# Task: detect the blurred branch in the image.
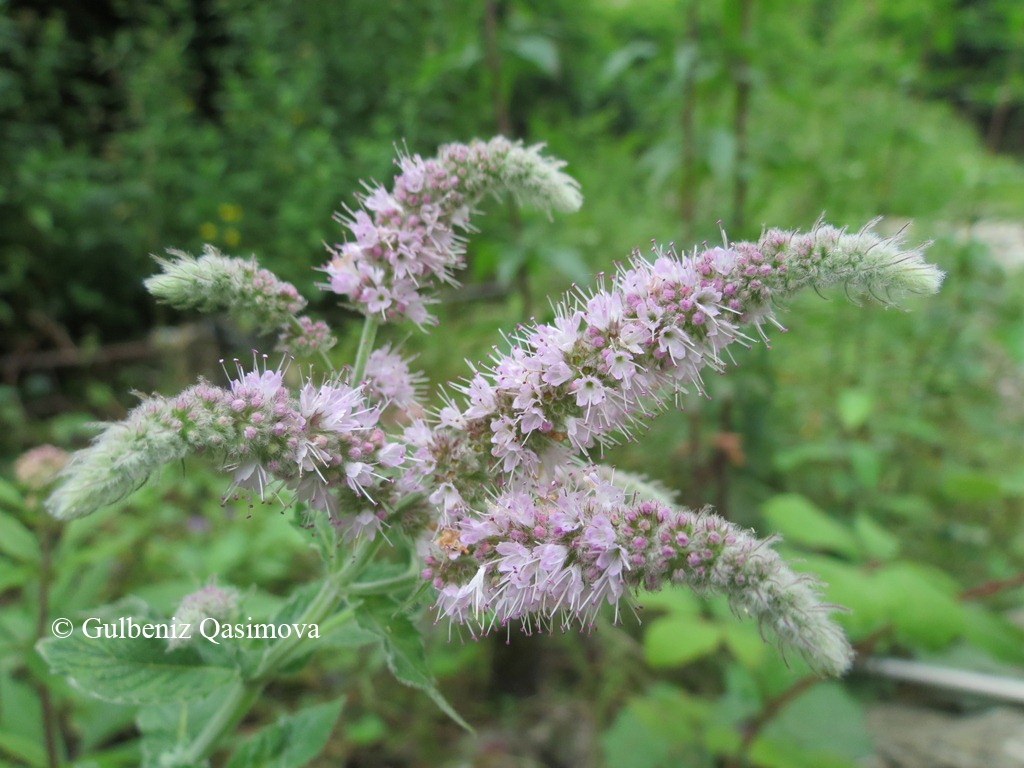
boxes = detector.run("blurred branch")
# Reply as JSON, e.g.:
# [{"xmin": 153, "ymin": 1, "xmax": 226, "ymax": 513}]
[
  {"xmin": 960, "ymin": 572, "xmax": 1024, "ymax": 601},
  {"xmin": 2, "ymin": 340, "xmax": 157, "ymax": 383}
]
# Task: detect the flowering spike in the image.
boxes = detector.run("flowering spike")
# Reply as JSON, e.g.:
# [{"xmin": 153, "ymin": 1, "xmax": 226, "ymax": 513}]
[
  {"xmin": 144, "ymin": 246, "xmax": 335, "ymax": 356},
  {"xmin": 46, "ymin": 359, "xmax": 408, "ymax": 527},
  {"xmin": 320, "ymin": 136, "xmax": 581, "ymax": 326},
  {"xmin": 417, "ymin": 220, "xmax": 942, "ymax": 505},
  {"xmin": 428, "ymin": 468, "xmax": 853, "ymax": 676}
]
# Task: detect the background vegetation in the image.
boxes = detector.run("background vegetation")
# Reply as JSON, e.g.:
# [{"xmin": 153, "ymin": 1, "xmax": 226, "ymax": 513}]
[{"xmin": 2, "ymin": 0, "xmax": 1023, "ymax": 766}]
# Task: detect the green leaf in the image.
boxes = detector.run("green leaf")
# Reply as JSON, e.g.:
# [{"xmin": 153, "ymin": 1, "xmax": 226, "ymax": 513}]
[
  {"xmin": 790, "ymin": 556, "xmax": 887, "ymax": 637},
  {"xmin": 873, "ymin": 562, "xmax": 965, "ymax": 648},
  {"xmin": 762, "ymin": 494, "xmax": 859, "ymax": 558},
  {"xmin": 0, "ymin": 675, "xmax": 44, "ymax": 749},
  {"xmin": 848, "ymin": 442, "xmax": 881, "ymax": 490},
  {"xmin": 0, "ymin": 560, "xmax": 29, "ymax": 592},
  {"xmin": 721, "ymin": 623, "xmax": 766, "ymax": 668},
  {"xmin": 508, "ymin": 34, "xmax": 559, "ymax": 77},
  {"xmin": 599, "ymin": 41, "xmax": 657, "ymax": 87},
  {"xmin": 137, "ymin": 686, "xmax": 235, "ymax": 764},
  {"xmin": 773, "ymin": 442, "xmax": 847, "ymax": 473},
  {"xmin": 636, "ymin": 586, "xmax": 701, "ymax": 616},
  {"xmin": 225, "ymin": 699, "xmax": 343, "ymax": 768},
  {"xmin": 643, "ymin": 617, "xmax": 722, "ymax": 668},
  {"xmin": 961, "ymin": 606, "xmax": 1024, "ymax": 665},
  {"xmin": 0, "ymin": 510, "xmax": 40, "ymax": 565},
  {"xmin": 356, "ymin": 598, "xmax": 471, "ymax": 731},
  {"xmin": 853, "ymin": 512, "xmax": 900, "ymax": 560},
  {"xmin": 0, "ymin": 728, "xmax": 47, "ymax": 767},
  {"xmin": 0, "ymin": 478, "xmax": 23, "ymax": 510},
  {"xmin": 941, "ymin": 469, "xmax": 1003, "ymax": 504},
  {"xmin": 346, "ymin": 713, "xmax": 387, "ymax": 746},
  {"xmin": 837, "ymin": 388, "xmax": 874, "ymax": 431},
  {"xmin": 38, "ymin": 630, "xmax": 238, "ymax": 705},
  {"xmin": 602, "ymin": 684, "xmax": 707, "ymax": 768},
  {"xmin": 753, "ymin": 682, "xmax": 870, "ymax": 767}
]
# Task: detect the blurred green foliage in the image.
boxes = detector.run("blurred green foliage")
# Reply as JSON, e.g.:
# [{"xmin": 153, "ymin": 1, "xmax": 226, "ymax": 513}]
[{"xmin": 3, "ymin": 0, "xmax": 1024, "ymax": 766}]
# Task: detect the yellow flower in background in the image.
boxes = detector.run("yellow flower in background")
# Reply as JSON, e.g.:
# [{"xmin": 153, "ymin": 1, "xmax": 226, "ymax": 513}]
[
  {"xmin": 199, "ymin": 221, "xmax": 218, "ymax": 240},
  {"xmin": 223, "ymin": 227, "xmax": 241, "ymax": 247},
  {"xmin": 218, "ymin": 203, "xmax": 243, "ymax": 222}
]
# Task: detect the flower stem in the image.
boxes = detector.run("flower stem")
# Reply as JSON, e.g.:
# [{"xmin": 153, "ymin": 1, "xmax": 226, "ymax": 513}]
[
  {"xmin": 173, "ymin": 536, "xmax": 381, "ymax": 765},
  {"xmin": 351, "ymin": 317, "xmax": 379, "ymax": 384}
]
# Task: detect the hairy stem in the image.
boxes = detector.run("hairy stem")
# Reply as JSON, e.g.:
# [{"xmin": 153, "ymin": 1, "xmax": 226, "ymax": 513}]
[{"xmin": 174, "ymin": 536, "xmax": 381, "ymax": 765}]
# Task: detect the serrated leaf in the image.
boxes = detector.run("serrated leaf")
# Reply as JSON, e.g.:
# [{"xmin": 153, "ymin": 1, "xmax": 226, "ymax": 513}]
[
  {"xmin": 225, "ymin": 699, "xmax": 343, "ymax": 768},
  {"xmin": 0, "ymin": 510, "xmax": 40, "ymax": 564},
  {"xmin": 762, "ymin": 494, "xmax": 859, "ymax": 558},
  {"xmin": 357, "ymin": 598, "xmax": 471, "ymax": 731},
  {"xmin": 837, "ymin": 389, "xmax": 874, "ymax": 431},
  {"xmin": 136, "ymin": 685, "xmax": 236, "ymax": 765},
  {"xmin": 643, "ymin": 616, "xmax": 722, "ymax": 668},
  {"xmin": 38, "ymin": 631, "xmax": 238, "ymax": 705}
]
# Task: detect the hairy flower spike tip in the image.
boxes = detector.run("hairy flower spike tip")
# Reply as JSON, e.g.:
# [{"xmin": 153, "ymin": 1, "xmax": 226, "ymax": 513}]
[
  {"xmin": 320, "ymin": 136, "xmax": 581, "ymax": 326},
  {"xmin": 45, "ymin": 400, "xmax": 189, "ymax": 520},
  {"xmin": 427, "ymin": 468, "xmax": 853, "ymax": 677},
  {"xmin": 168, "ymin": 584, "xmax": 240, "ymax": 650},
  {"xmin": 145, "ymin": 246, "xmax": 334, "ymax": 356}
]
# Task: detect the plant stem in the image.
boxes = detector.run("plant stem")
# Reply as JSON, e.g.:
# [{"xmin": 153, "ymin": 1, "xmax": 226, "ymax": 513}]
[
  {"xmin": 33, "ymin": 514, "xmax": 62, "ymax": 768},
  {"xmin": 174, "ymin": 536, "xmax": 381, "ymax": 765},
  {"xmin": 177, "ymin": 681, "xmax": 262, "ymax": 765},
  {"xmin": 351, "ymin": 317, "xmax": 379, "ymax": 384}
]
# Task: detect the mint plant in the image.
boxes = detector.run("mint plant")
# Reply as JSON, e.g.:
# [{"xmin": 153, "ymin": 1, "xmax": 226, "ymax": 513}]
[{"xmin": 39, "ymin": 136, "xmax": 942, "ymax": 766}]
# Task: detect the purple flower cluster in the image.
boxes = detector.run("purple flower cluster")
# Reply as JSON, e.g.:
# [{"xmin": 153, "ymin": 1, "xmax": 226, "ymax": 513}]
[
  {"xmin": 418, "ymin": 224, "xmax": 942, "ymax": 513},
  {"xmin": 321, "ymin": 137, "xmax": 581, "ymax": 326},
  {"xmin": 213, "ymin": 360, "xmax": 405, "ymax": 528},
  {"xmin": 363, "ymin": 345, "xmax": 427, "ymax": 410},
  {"xmin": 412, "ymin": 242, "xmax": 767, "ymax": 506},
  {"xmin": 277, "ymin": 316, "xmax": 336, "ymax": 357},
  {"xmin": 425, "ymin": 467, "xmax": 853, "ymax": 675},
  {"xmin": 46, "ymin": 357, "xmax": 407, "ymax": 535}
]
